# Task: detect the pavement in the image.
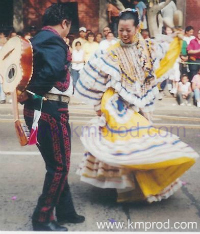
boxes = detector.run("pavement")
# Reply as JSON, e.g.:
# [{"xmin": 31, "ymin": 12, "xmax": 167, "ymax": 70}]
[{"xmin": 0, "ymin": 94, "xmax": 200, "ymax": 232}]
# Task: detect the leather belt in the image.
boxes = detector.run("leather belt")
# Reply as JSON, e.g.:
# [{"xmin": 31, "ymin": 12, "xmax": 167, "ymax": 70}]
[{"xmin": 44, "ymin": 93, "xmax": 70, "ymax": 103}]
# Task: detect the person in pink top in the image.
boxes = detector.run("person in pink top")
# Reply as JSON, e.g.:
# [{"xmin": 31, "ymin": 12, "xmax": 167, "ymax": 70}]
[
  {"xmin": 192, "ymin": 68, "xmax": 200, "ymax": 107},
  {"xmin": 187, "ymin": 29, "xmax": 200, "ymax": 81}
]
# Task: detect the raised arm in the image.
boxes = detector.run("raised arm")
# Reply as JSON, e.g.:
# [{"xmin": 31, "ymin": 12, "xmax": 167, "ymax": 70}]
[{"xmin": 157, "ymin": 0, "xmax": 172, "ymax": 12}]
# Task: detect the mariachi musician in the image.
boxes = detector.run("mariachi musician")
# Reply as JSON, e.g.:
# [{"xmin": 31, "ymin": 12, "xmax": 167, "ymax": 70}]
[{"xmin": 23, "ymin": 4, "xmax": 84, "ymax": 231}]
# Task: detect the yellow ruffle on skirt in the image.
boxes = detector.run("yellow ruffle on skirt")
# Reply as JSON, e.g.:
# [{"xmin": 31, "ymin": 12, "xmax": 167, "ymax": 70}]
[
  {"xmin": 156, "ymin": 37, "xmax": 182, "ymax": 90},
  {"xmin": 77, "ymin": 88, "xmax": 198, "ymax": 203}
]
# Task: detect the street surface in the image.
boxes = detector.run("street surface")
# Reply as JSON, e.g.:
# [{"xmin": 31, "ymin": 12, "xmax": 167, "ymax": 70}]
[{"xmin": 0, "ymin": 95, "xmax": 200, "ymax": 232}]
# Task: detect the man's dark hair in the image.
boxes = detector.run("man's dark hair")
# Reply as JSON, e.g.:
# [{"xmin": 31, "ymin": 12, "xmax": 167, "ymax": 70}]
[
  {"xmin": 119, "ymin": 11, "xmax": 140, "ymax": 27},
  {"xmin": 185, "ymin": 26, "xmax": 194, "ymax": 33},
  {"xmin": 42, "ymin": 3, "xmax": 72, "ymax": 27}
]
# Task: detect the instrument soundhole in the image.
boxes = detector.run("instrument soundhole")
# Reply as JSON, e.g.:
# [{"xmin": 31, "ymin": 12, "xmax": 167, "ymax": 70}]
[
  {"xmin": 9, "ymin": 68, "xmax": 15, "ymax": 79},
  {"xmin": 6, "ymin": 64, "xmax": 17, "ymax": 83}
]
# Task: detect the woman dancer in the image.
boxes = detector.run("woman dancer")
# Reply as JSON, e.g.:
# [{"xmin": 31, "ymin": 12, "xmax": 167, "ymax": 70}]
[{"xmin": 75, "ymin": 9, "xmax": 199, "ymax": 203}]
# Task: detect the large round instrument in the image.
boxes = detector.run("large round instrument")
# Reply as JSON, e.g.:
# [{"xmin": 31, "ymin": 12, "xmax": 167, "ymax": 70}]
[
  {"xmin": 0, "ymin": 36, "xmax": 33, "ymax": 146},
  {"xmin": 0, "ymin": 36, "xmax": 33, "ymax": 99}
]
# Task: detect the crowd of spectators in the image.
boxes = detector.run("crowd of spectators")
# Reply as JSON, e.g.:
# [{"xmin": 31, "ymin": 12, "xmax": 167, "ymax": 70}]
[
  {"xmin": 0, "ymin": 0, "xmax": 200, "ymax": 108},
  {"xmin": 157, "ymin": 25, "xmax": 200, "ymax": 107}
]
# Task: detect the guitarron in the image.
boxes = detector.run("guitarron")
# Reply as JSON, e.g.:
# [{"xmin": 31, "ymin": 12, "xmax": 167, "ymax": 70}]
[{"xmin": 0, "ymin": 36, "xmax": 33, "ymax": 146}]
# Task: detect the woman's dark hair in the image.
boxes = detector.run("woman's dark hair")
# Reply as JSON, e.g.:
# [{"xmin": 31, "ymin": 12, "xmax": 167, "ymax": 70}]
[
  {"xmin": 86, "ymin": 32, "xmax": 95, "ymax": 40},
  {"xmin": 42, "ymin": 3, "xmax": 72, "ymax": 26},
  {"xmin": 185, "ymin": 26, "xmax": 194, "ymax": 33},
  {"xmin": 162, "ymin": 26, "xmax": 174, "ymax": 35},
  {"xmin": 75, "ymin": 41, "xmax": 81, "ymax": 46},
  {"xmin": 118, "ymin": 10, "xmax": 140, "ymax": 27}
]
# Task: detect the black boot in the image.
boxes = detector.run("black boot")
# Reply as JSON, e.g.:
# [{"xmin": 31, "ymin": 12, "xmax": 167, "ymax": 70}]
[
  {"xmin": 56, "ymin": 182, "xmax": 85, "ymax": 224},
  {"xmin": 32, "ymin": 220, "xmax": 68, "ymax": 231},
  {"xmin": 57, "ymin": 213, "xmax": 85, "ymax": 224}
]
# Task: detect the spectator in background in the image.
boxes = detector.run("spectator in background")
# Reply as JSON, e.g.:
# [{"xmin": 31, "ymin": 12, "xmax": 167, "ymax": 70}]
[
  {"xmin": 95, "ymin": 33, "xmax": 103, "ymax": 43},
  {"xmin": 192, "ymin": 68, "xmax": 200, "ymax": 107},
  {"xmin": 180, "ymin": 26, "xmax": 194, "ymax": 75},
  {"xmin": 187, "ymin": 29, "xmax": 200, "ymax": 82},
  {"xmin": 83, "ymin": 32, "xmax": 99, "ymax": 63},
  {"xmin": 0, "ymin": 31, "xmax": 7, "ymax": 47},
  {"xmin": 71, "ymin": 41, "xmax": 85, "ymax": 92},
  {"xmin": 63, "ymin": 36, "xmax": 72, "ymax": 53},
  {"xmin": 133, "ymin": 0, "xmax": 147, "ymax": 29},
  {"xmin": 107, "ymin": 0, "xmax": 120, "ymax": 37},
  {"xmin": 86, "ymin": 29, "xmax": 92, "ymax": 36},
  {"xmin": 177, "ymin": 74, "xmax": 193, "ymax": 106},
  {"xmin": 1, "ymin": 30, "xmax": 13, "ymax": 104},
  {"xmin": 99, "ymin": 31, "xmax": 117, "ymax": 51},
  {"xmin": 158, "ymin": 26, "xmax": 180, "ymax": 99},
  {"xmin": 181, "ymin": 27, "xmax": 195, "ymax": 77},
  {"xmin": 183, "ymin": 26, "xmax": 195, "ymax": 45},
  {"xmin": 164, "ymin": 26, "xmax": 180, "ymax": 96},
  {"xmin": 120, "ymin": 0, "xmax": 135, "ymax": 8},
  {"xmin": 0, "ymin": 31, "xmax": 7, "ymax": 104},
  {"xmin": 16, "ymin": 31, "xmax": 24, "ymax": 37},
  {"xmin": 30, "ymin": 25, "xmax": 38, "ymax": 37},
  {"xmin": 141, "ymin": 29, "xmax": 150, "ymax": 40},
  {"xmin": 24, "ymin": 32, "xmax": 31, "ymax": 40},
  {"xmin": 102, "ymin": 26, "xmax": 111, "ymax": 39},
  {"xmin": 180, "ymin": 40, "xmax": 189, "ymax": 75},
  {"xmin": 0, "ymin": 75, "xmax": 6, "ymax": 104},
  {"xmin": 72, "ymin": 27, "xmax": 87, "ymax": 50},
  {"xmin": 8, "ymin": 30, "xmax": 17, "ymax": 39},
  {"xmin": 181, "ymin": 26, "xmax": 195, "ymax": 78}
]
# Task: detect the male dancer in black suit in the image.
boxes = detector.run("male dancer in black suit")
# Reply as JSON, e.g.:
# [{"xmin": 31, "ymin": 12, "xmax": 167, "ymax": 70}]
[{"xmin": 24, "ymin": 3, "xmax": 85, "ymax": 231}]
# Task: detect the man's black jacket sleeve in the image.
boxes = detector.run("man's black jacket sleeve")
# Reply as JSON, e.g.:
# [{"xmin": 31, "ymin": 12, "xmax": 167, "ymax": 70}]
[{"xmin": 27, "ymin": 31, "xmax": 68, "ymax": 96}]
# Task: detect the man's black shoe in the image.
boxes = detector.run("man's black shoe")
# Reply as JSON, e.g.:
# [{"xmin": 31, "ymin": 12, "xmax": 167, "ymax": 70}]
[
  {"xmin": 57, "ymin": 213, "xmax": 85, "ymax": 224},
  {"xmin": 32, "ymin": 220, "xmax": 68, "ymax": 231}
]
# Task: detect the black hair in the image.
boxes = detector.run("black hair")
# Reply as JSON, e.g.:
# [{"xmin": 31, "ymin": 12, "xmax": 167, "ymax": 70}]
[
  {"xmin": 75, "ymin": 41, "xmax": 81, "ymax": 46},
  {"xmin": 86, "ymin": 32, "xmax": 95, "ymax": 40},
  {"xmin": 118, "ymin": 10, "xmax": 140, "ymax": 27},
  {"xmin": 42, "ymin": 3, "xmax": 72, "ymax": 27},
  {"xmin": 185, "ymin": 26, "xmax": 194, "ymax": 33},
  {"xmin": 162, "ymin": 26, "xmax": 174, "ymax": 35}
]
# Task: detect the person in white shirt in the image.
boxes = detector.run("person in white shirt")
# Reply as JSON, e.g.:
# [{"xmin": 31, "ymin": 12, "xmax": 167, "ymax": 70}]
[
  {"xmin": 71, "ymin": 41, "xmax": 85, "ymax": 91},
  {"xmin": 0, "ymin": 47, "xmax": 5, "ymax": 103},
  {"xmin": 177, "ymin": 74, "xmax": 193, "ymax": 106},
  {"xmin": 72, "ymin": 27, "xmax": 87, "ymax": 50},
  {"xmin": 99, "ymin": 32, "xmax": 117, "ymax": 51},
  {"xmin": 183, "ymin": 26, "xmax": 195, "ymax": 45}
]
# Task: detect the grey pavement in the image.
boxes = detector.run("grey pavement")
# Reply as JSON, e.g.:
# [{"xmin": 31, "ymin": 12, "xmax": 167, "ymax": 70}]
[{"xmin": 0, "ymin": 95, "xmax": 200, "ymax": 232}]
